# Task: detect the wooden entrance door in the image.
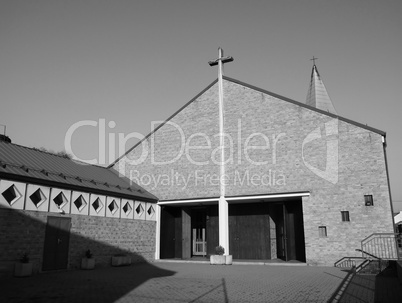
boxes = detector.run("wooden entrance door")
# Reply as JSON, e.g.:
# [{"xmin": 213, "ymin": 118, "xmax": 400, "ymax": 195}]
[
  {"xmin": 284, "ymin": 202, "xmax": 306, "ymax": 262},
  {"xmin": 42, "ymin": 216, "xmax": 71, "ymax": 271},
  {"xmin": 271, "ymin": 201, "xmax": 306, "ymax": 262},
  {"xmin": 160, "ymin": 207, "xmax": 182, "ymax": 259},
  {"xmin": 229, "ymin": 203, "xmax": 271, "ymax": 259}
]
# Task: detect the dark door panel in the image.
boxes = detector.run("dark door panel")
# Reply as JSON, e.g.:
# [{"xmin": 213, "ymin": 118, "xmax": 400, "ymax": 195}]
[
  {"xmin": 42, "ymin": 216, "xmax": 71, "ymax": 271},
  {"xmin": 160, "ymin": 207, "xmax": 182, "ymax": 259},
  {"xmin": 229, "ymin": 203, "xmax": 270, "ymax": 260}
]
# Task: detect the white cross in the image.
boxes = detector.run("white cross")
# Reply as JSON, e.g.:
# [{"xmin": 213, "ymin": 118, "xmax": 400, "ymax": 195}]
[
  {"xmin": 208, "ymin": 47, "xmax": 234, "ymax": 77},
  {"xmin": 208, "ymin": 48, "xmax": 233, "ymax": 197}
]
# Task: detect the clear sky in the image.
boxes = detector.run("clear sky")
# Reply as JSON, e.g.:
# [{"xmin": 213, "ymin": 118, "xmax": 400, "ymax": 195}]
[{"xmin": 1, "ymin": 0, "xmax": 401, "ymax": 211}]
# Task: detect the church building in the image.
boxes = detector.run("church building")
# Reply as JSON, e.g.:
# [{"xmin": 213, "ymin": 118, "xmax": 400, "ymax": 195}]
[
  {"xmin": 0, "ymin": 52, "xmax": 396, "ymax": 275},
  {"xmin": 112, "ymin": 51, "xmax": 395, "ymax": 266}
]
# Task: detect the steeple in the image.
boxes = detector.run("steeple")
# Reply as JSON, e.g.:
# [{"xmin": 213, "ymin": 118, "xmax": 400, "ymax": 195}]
[{"xmin": 306, "ymin": 60, "xmax": 337, "ymax": 114}]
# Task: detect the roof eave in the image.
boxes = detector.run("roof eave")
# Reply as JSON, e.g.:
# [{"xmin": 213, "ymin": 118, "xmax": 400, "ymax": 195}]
[
  {"xmin": 223, "ymin": 76, "xmax": 386, "ymax": 136},
  {"xmin": 0, "ymin": 171, "xmax": 158, "ymax": 202}
]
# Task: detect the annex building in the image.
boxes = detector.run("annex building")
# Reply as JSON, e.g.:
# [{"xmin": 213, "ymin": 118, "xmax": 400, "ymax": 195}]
[
  {"xmin": 0, "ymin": 140, "xmax": 157, "ymax": 276},
  {"xmin": 112, "ymin": 60, "xmax": 395, "ymax": 266}
]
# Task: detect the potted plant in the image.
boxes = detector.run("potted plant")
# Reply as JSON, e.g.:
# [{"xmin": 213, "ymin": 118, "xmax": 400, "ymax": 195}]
[
  {"xmin": 210, "ymin": 245, "xmax": 226, "ymax": 265},
  {"xmin": 14, "ymin": 252, "xmax": 33, "ymax": 277},
  {"xmin": 81, "ymin": 249, "xmax": 95, "ymax": 270}
]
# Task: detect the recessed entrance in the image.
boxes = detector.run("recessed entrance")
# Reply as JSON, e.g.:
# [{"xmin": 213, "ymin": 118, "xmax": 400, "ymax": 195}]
[
  {"xmin": 160, "ymin": 205, "xmax": 219, "ymax": 259},
  {"xmin": 159, "ymin": 198, "xmax": 306, "ymax": 263},
  {"xmin": 192, "ymin": 209, "xmax": 207, "ymax": 256}
]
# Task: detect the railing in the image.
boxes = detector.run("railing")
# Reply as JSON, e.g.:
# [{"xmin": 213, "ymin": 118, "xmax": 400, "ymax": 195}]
[
  {"xmin": 360, "ymin": 233, "xmax": 401, "ymax": 260},
  {"xmin": 355, "ymin": 259, "xmax": 371, "ymax": 273},
  {"xmin": 334, "ymin": 256, "xmax": 366, "ymax": 268}
]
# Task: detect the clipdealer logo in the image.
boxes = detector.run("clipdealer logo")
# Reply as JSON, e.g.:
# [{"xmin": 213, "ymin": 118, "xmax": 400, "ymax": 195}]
[{"xmin": 302, "ymin": 118, "xmax": 339, "ymax": 184}]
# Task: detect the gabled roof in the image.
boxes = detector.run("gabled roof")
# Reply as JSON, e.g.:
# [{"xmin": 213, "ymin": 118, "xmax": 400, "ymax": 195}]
[
  {"xmin": 225, "ymin": 76, "xmax": 385, "ymax": 136},
  {"xmin": 110, "ymin": 76, "xmax": 386, "ymax": 167},
  {"xmin": 306, "ymin": 64, "xmax": 337, "ymax": 114},
  {"xmin": 0, "ymin": 141, "xmax": 157, "ymax": 201}
]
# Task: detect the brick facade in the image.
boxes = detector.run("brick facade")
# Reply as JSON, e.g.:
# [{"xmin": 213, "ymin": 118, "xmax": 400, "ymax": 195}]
[
  {"xmin": 0, "ymin": 207, "xmax": 155, "ymax": 277},
  {"xmin": 114, "ymin": 78, "xmax": 394, "ymax": 266},
  {"xmin": 0, "ymin": 178, "xmax": 156, "ymax": 277}
]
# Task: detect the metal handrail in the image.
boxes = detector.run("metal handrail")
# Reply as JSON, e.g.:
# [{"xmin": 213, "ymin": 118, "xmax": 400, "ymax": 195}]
[
  {"xmin": 361, "ymin": 233, "xmax": 400, "ymax": 244},
  {"xmin": 360, "ymin": 233, "xmax": 400, "ymax": 260},
  {"xmin": 334, "ymin": 256, "xmax": 366, "ymax": 268},
  {"xmin": 355, "ymin": 249, "xmax": 381, "ymax": 260}
]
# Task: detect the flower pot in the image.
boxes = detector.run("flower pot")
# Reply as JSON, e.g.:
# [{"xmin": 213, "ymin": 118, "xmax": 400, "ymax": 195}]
[
  {"xmin": 210, "ymin": 255, "xmax": 226, "ymax": 265},
  {"xmin": 81, "ymin": 258, "xmax": 95, "ymax": 270},
  {"xmin": 225, "ymin": 255, "xmax": 233, "ymax": 265},
  {"xmin": 14, "ymin": 263, "xmax": 33, "ymax": 277},
  {"xmin": 112, "ymin": 255, "xmax": 131, "ymax": 267}
]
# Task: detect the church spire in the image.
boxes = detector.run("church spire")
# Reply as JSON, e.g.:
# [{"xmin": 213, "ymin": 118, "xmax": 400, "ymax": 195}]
[{"xmin": 306, "ymin": 59, "xmax": 337, "ymax": 114}]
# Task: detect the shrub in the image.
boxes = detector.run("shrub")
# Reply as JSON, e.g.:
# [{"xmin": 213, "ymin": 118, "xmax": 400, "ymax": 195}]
[
  {"xmin": 215, "ymin": 245, "xmax": 225, "ymax": 255},
  {"xmin": 85, "ymin": 249, "xmax": 93, "ymax": 258},
  {"xmin": 20, "ymin": 252, "xmax": 30, "ymax": 263}
]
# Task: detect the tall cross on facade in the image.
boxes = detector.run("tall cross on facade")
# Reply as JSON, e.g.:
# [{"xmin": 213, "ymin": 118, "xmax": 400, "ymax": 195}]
[
  {"xmin": 208, "ymin": 47, "xmax": 233, "ymax": 197},
  {"xmin": 208, "ymin": 47, "xmax": 234, "ymax": 76},
  {"xmin": 208, "ymin": 48, "xmax": 233, "ymax": 253},
  {"xmin": 310, "ymin": 56, "xmax": 318, "ymax": 66}
]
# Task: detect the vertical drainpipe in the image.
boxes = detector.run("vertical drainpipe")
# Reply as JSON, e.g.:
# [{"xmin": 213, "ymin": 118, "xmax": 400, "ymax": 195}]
[
  {"xmin": 155, "ymin": 203, "xmax": 161, "ymax": 260},
  {"xmin": 382, "ymin": 136, "xmax": 395, "ymax": 227}
]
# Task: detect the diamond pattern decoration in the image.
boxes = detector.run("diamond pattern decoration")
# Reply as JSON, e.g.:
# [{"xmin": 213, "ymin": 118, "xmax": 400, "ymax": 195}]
[
  {"xmin": 1, "ymin": 184, "xmax": 22, "ymax": 206},
  {"xmin": 135, "ymin": 204, "xmax": 144, "ymax": 216},
  {"xmin": 123, "ymin": 202, "xmax": 132, "ymax": 215},
  {"xmin": 53, "ymin": 192, "xmax": 68, "ymax": 209},
  {"xmin": 73, "ymin": 195, "xmax": 87, "ymax": 212},
  {"xmin": 29, "ymin": 188, "xmax": 46, "ymax": 208},
  {"xmin": 147, "ymin": 205, "xmax": 155, "ymax": 217},
  {"xmin": 92, "ymin": 198, "xmax": 103, "ymax": 213},
  {"xmin": 108, "ymin": 199, "xmax": 119, "ymax": 215}
]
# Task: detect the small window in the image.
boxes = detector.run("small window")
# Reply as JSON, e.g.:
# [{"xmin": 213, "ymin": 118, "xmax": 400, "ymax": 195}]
[
  {"xmin": 318, "ymin": 226, "xmax": 327, "ymax": 237},
  {"xmin": 364, "ymin": 195, "xmax": 373, "ymax": 206},
  {"xmin": 341, "ymin": 211, "xmax": 350, "ymax": 222}
]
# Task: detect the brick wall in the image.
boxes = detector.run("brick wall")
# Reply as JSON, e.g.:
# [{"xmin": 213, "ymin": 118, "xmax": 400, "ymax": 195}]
[
  {"xmin": 0, "ymin": 208, "xmax": 155, "ymax": 277},
  {"xmin": 114, "ymin": 78, "xmax": 394, "ymax": 266}
]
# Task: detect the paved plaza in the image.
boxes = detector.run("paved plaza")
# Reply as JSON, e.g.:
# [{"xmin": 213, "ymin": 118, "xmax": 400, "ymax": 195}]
[{"xmin": 0, "ymin": 261, "xmax": 400, "ymax": 302}]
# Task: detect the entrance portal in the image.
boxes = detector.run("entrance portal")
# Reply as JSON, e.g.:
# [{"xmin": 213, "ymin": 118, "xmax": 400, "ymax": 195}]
[{"xmin": 160, "ymin": 205, "xmax": 219, "ymax": 259}]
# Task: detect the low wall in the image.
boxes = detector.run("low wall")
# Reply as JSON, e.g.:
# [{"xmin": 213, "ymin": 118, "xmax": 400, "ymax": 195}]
[{"xmin": 0, "ymin": 208, "xmax": 156, "ymax": 277}]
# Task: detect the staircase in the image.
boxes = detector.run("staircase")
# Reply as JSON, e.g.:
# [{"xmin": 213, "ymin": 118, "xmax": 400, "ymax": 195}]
[{"xmin": 335, "ymin": 233, "xmax": 401, "ymax": 275}]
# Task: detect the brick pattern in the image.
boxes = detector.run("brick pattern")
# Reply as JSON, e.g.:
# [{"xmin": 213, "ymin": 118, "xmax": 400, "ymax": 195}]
[
  {"xmin": 115, "ymin": 83, "xmax": 221, "ymax": 200},
  {"xmin": 0, "ymin": 178, "xmax": 156, "ymax": 276},
  {"xmin": 114, "ymin": 79, "xmax": 394, "ymax": 266},
  {"xmin": 0, "ymin": 208, "xmax": 155, "ymax": 276}
]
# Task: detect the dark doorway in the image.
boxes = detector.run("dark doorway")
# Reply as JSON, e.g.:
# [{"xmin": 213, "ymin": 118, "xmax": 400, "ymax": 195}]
[
  {"xmin": 160, "ymin": 207, "xmax": 182, "ymax": 259},
  {"xmin": 42, "ymin": 216, "xmax": 71, "ymax": 271},
  {"xmin": 229, "ymin": 203, "xmax": 271, "ymax": 259},
  {"xmin": 206, "ymin": 205, "xmax": 219, "ymax": 256},
  {"xmin": 270, "ymin": 200, "xmax": 306, "ymax": 262},
  {"xmin": 191, "ymin": 209, "xmax": 207, "ymax": 256}
]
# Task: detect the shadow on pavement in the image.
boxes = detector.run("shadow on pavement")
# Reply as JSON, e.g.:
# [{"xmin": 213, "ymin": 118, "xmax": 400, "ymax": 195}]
[
  {"xmin": 0, "ymin": 208, "xmax": 175, "ymax": 302},
  {"xmin": 0, "ymin": 263, "xmax": 175, "ymax": 303},
  {"xmin": 338, "ymin": 263, "xmax": 402, "ymax": 303}
]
